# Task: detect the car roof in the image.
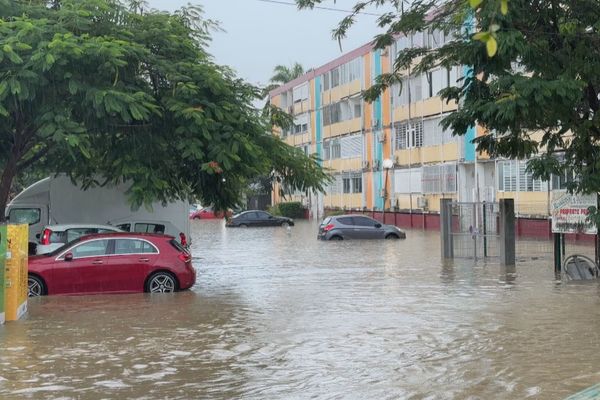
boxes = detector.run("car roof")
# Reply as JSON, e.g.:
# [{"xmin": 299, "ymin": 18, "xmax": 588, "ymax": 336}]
[
  {"xmin": 332, "ymin": 214, "xmax": 371, "ymax": 219},
  {"xmin": 43, "ymin": 223, "xmax": 123, "ymax": 231},
  {"xmin": 78, "ymin": 232, "xmax": 175, "ymax": 241}
]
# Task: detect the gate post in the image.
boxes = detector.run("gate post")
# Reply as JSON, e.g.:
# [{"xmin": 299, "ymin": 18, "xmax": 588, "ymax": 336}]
[
  {"xmin": 499, "ymin": 199, "xmax": 515, "ymax": 266},
  {"xmin": 440, "ymin": 198, "xmax": 453, "ymax": 259}
]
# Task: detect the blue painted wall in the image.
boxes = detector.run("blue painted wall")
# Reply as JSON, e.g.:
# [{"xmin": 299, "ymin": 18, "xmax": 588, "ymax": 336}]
[
  {"xmin": 373, "ymin": 49, "xmax": 384, "ymax": 210},
  {"xmin": 315, "ymin": 76, "xmax": 322, "ymax": 164}
]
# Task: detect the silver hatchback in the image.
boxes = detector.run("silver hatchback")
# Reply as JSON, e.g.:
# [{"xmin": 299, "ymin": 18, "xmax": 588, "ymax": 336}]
[{"xmin": 318, "ymin": 214, "xmax": 406, "ymax": 240}]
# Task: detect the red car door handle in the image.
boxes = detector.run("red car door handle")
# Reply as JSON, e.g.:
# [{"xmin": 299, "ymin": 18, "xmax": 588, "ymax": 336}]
[
  {"xmin": 138, "ymin": 258, "xmax": 150, "ymax": 262},
  {"xmin": 92, "ymin": 259, "xmax": 103, "ymax": 265}
]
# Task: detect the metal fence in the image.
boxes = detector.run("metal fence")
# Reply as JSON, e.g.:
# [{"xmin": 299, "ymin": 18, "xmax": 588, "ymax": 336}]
[{"xmin": 451, "ymin": 202, "xmax": 499, "ymax": 259}]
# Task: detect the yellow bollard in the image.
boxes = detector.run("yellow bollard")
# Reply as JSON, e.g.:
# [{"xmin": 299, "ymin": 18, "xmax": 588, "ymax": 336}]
[
  {"xmin": 0, "ymin": 225, "xmax": 6, "ymax": 324},
  {"xmin": 5, "ymin": 224, "xmax": 28, "ymax": 321}
]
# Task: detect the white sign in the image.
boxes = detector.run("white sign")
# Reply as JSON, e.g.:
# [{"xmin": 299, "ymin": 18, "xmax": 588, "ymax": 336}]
[{"xmin": 551, "ymin": 192, "xmax": 597, "ymax": 234}]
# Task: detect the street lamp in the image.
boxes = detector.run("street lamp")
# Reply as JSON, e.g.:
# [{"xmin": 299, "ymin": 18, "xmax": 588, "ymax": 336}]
[{"xmin": 382, "ymin": 158, "xmax": 394, "ymax": 214}]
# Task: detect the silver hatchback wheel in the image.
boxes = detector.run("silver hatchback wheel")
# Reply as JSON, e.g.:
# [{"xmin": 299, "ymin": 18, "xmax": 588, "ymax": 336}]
[
  {"xmin": 28, "ymin": 275, "xmax": 45, "ymax": 297},
  {"xmin": 147, "ymin": 272, "xmax": 177, "ymax": 293}
]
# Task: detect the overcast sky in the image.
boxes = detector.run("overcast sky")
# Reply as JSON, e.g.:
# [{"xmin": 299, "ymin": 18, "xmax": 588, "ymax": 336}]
[{"xmin": 147, "ymin": 0, "xmax": 388, "ymax": 88}]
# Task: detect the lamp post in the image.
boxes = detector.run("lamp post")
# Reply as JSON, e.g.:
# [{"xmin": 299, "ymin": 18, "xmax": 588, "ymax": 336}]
[{"xmin": 382, "ymin": 158, "xmax": 394, "ymax": 222}]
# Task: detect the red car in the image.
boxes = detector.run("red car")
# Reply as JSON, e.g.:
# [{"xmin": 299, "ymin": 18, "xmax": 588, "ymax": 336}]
[
  {"xmin": 189, "ymin": 206, "xmax": 231, "ymax": 220},
  {"xmin": 27, "ymin": 233, "xmax": 196, "ymax": 297}
]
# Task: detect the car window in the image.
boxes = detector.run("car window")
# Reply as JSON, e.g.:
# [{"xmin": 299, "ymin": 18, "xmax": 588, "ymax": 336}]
[
  {"xmin": 70, "ymin": 239, "xmax": 110, "ymax": 258},
  {"xmin": 321, "ymin": 217, "xmax": 331, "ymax": 225},
  {"xmin": 134, "ymin": 223, "xmax": 166, "ymax": 234},
  {"xmin": 116, "ymin": 223, "xmax": 131, "ymax": 232},
  {"xmin": 353, "ymin": 217, "xmax": 378, "ymax": 227},
  {"xmin": 256, "ymin": 212, "xmax": 270, "ymax": 220},
  {"xmin": 8, "ymin": 208, "xmax": 40, "ymax": 225},
  {"xmin": 97, "ymin": 228, "xmax": 117, "ymax": 234},
  {"xmin": 246, "ymin": 213, "xmax": 258, "ymax": 221},
  {"xmin": 48, "ymin": 230, "xmax": 67, "ymax": 244},
  {"xmin": 337, "ymin": 217, "xmax": 354, "ymax": 226},
  {"xmin": 114, "ymin": 239, "xmax": 158, "ymax": 255},
  {"xmin": 66, "ymin": 228, "xmax": 98, "ymax": 242}
]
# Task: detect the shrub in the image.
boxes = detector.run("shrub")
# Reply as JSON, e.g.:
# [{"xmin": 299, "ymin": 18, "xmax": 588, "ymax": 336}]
[
  {"xmin": 277, "ymin": 202, "xmax": 305, "ymax": 219},
  {"xmin": 267, "ymin": 204, "xmax": 281, "ymax": 216}
]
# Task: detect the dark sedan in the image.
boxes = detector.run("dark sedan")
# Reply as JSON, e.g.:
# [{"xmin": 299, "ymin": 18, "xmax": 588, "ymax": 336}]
[{"xmin": 226, "ymin": 210, "xmax": 294, "ymax": 228}]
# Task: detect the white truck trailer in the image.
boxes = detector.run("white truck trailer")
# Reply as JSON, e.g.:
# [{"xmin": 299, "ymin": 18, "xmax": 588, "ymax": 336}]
[{"xmin": 5, "ymin": 175, "xmax": 191, "ymax": 252}]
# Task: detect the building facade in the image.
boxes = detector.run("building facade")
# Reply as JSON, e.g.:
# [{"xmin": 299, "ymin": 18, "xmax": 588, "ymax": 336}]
[{"xmin": 270, "ymin": 32, "xmax": 555, "ymax": 220}]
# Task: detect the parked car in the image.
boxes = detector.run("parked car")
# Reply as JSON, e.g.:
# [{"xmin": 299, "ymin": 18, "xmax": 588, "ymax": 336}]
[
  {"xmin": 37, "ymin": 224, "xmax": 123, "ymax": 255},
  {"xmin": 226, "ymin": 210, "xmax": 294, "ymax": 228},
  {"xmin": 318, "ymin": 215, "xmax": 406, "ymax": 240},
  {"xmin": 28, "ymin": 233, "xmax": 196, "ymax": 297},
  {"xmin": 189, "ymin": 206, "xmax": 231, "ymax": 220}
]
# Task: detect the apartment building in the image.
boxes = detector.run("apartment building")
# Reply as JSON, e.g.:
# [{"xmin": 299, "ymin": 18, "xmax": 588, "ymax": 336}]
[{"xmin": 270, "ymin": 32, "xmax": 555, "ymax": 219}]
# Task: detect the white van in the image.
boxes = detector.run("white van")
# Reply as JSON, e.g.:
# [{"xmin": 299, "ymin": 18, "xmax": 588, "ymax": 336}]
[{"xmin": 6, "ymin": 175, "xmax": 191, "ymax": 253}]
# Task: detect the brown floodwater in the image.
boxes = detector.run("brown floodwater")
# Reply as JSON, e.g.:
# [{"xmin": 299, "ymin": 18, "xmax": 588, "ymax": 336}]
[{"xmin": 1, "ymin": 220, "xmax": 600, "ymax": 399}]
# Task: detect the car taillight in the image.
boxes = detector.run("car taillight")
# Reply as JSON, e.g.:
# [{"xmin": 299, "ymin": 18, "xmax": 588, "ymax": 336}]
[
  {"xmin": 40, "ymin": 229, "xmax": 52, "ymax": 245},
  {"xmin": 178, "ymin": 253, "xmax": 191, "ymax": 263},
  {"xmin": 179, "ymin": 232, "xmax": 187, "ymax": 247},
  {"xmin": 323, "ymin": 223, "xmax": 335, "ymax": 232}
]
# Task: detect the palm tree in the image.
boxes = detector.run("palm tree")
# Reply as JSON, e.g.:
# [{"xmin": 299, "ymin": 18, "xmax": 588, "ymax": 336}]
[{"xmin": 264, "ymin": 62, "xmax": 305, "ymax": 95}]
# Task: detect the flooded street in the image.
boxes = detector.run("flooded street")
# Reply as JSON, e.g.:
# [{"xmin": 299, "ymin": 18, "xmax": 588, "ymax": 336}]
[{"xmin": 2, "ymin": 220, "xmax": 600, "ymax": 399}]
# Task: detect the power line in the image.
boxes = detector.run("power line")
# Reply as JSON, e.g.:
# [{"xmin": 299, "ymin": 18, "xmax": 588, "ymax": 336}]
[{"xmin": 255, "ymin": 0, "xmax": 384, "ymax": 17}]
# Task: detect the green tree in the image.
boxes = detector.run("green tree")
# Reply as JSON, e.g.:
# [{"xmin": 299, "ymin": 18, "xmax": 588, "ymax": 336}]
[
  {"xmin": 297, "ymin": 0, "xmax": 600, "ymax": 205},
  {"xmin": 265, "ymin": 62, "xmax": 305, "ymax": 94},
  {"xmin": 0, "ymin": 0, "xmax": 328, "ymax": 220}
]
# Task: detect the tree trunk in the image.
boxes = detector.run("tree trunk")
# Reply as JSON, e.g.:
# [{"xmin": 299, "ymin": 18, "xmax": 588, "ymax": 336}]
[{"xmin": 0, "ymin": 153, "xmax": 19, "ymax": 223}]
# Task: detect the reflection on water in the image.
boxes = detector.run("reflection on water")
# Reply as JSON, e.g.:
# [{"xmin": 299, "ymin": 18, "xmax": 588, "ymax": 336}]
[{"xmin": 2, "ymin": 220, "xmax": 600, "ymax": 399}]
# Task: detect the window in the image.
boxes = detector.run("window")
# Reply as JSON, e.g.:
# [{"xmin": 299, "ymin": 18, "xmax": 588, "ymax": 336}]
[
  {"xmin": 340, "ymin": 134, "xmax": 363, "ymax": 159},
  {"xmin": 343, "ymin": 178, "xmax": 351, "ymax": 193},
  {"xmin": 422, "ymin": 164, "xmax": 457, "ymax": 193},
  {"xmin": 352, "ymin": 176, "xmax": 362, "ymax": 193},
  {"xmin": 331, "ymin": 68, "xmax": 340, "ymax": 88},
  {"xmin": 337, "ymin": 217, "xmax": 354, "ymax": 225},
  {"xmin": 70, "ymin": 239, "xmax": 109, "ymax": 258},
  {"xmin": 256, "ymin": 211, "xmax": 271, "ymax": 220},
  {"xmin": 134, "ymin": 223, "xmax": 166, "ymax": 234},
  {"xmin": 394, "ymin": 122, "xmax": 408, "ymax": 149},
  {"xmin": 498, "ymin": 160, "xmax": 548, "ymax": 192},
  {"xmin": 331, "ymin": 140, "xmax": 341, "ymax": 159},
  {"xmin": 353, "ymin": 216, "xmax": 376, "ymax": 227},
  {"xmin": 323, "ymin": 73, "xmax": 330, "ymax": 91},
  {"xmin": 395, "ymin": 120, "xmax": 423, "ymax": 149},
  {"xmin": 8, "ymin": 208, "xmax": 40, "ymax": 225},
  {"xmin": 66, "ymin": 228, "xmax": 97, "ymax": 243},
  {"xmin": 117, "ymin": 223, "xmax": 131, "ymax": 232},
  {"xmin": 114, "ymin": 239, "xmax": 158, "ymax": 255}
]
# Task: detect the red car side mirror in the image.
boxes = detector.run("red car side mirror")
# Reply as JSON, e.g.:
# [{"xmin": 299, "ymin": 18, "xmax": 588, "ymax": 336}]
[{"xmin": 64, "ymin": 253, "xmax": 73, "ymax": 262}]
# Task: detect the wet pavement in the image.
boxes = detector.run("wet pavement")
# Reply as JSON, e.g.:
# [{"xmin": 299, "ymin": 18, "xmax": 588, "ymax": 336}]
[{"xmin": 2, "ymin": 220, "xmax": 600, "ymax": 399}]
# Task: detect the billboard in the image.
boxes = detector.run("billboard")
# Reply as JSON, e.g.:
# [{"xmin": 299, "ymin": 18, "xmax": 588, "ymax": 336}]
[{"xmin": 551, "ymin": 192, "xmax": 598, "ymax": 234}]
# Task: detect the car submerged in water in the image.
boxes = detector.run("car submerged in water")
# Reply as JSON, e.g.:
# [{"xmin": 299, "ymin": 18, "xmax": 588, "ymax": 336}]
[
  {"xmin": 226, "ymin": 210, "xmax": 294, "ymax": 228},
  {"xmin": 318, "ymin": 215, "xmax": 406, "ymax": 240}
]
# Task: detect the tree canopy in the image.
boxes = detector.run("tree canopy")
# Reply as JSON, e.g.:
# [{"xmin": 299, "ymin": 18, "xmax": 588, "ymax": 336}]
[
  {"xmin": 0, "ymin": 0, "xmax": 328, "ymax": 219},
  {"xmin": 297, "ymin": 0, "xmax": 600, "ymax": 201}
]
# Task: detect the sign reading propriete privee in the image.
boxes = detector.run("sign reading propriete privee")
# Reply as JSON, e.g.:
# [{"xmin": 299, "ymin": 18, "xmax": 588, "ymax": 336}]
[{"xmin": 551, "ymin": 192, "xmax": 597, "ymax": 234}]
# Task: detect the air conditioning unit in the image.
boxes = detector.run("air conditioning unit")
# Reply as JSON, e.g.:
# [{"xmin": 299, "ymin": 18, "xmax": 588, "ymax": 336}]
[
  {"xmin": 372, "ymin": 119, "xmax": 380, "ymax": 128},
  {"xmin": 377, "ymin": 132, "xmax": 386, "ymax": 143},
  {"xmin": 372, "ymin": 160, "xmax": 381, "ymax": 171},
  {"xmin": 417, "ymin": 196, "xmax": 428, "ymax": 209},
  {"xmin": 380, "ymin": 189, "xmax": 387, "ymax": 198},
  {"xmin": 361, "ymin": 160, "xmax": 370, "ymax": 170},
  {"xmin": 395, "ymin": 154, "xmax": 401, "ymax": 166}
]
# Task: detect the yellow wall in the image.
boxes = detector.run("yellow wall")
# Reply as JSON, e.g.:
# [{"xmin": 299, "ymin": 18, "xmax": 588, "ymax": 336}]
[
  {"xmin": 322, "ymin": 80, "xmax": 362, "ymax": 105},
  {"xmin": 324, "ymin": 118, "xmax": 362, "ymax": 138},
  {"xmin": 393, "ymin": 193, "xmax": 457, "ymax": 212},
  {"xmin": 497, "ymin": 191, "xmax": 549, "ymax": 216},
  {"xmin": 393, "ymin": 98, "xmax": 459, "ymax": 121},
  {"xmin": 324, "ymin": 157, "xmax": 362, "ymax": 172},
  {"xmin": 324, "ymin": 193, "xmax": 363, "ymax": 209}
]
